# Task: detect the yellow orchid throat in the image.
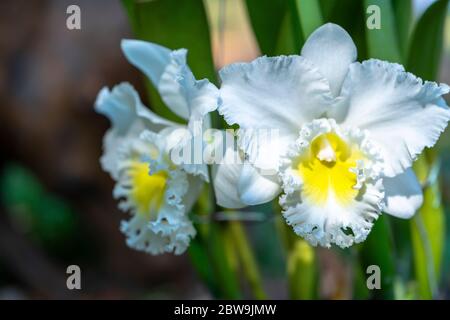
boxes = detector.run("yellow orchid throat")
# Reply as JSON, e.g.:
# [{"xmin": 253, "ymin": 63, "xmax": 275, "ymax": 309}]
[
  {"xmin": 128, "ymin": 161, "xmax": 168, "ymax": 219},
  {"xmin": 297, "ymin": 132, "xmax": 364, "ymax": 206}
]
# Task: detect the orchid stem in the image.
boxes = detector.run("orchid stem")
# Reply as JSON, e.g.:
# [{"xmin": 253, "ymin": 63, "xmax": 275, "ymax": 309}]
[
  {"xmin": 273, "ymin": 202, "xmax": 317, "ymax": 299},
  {"xmin": 228, "ymin": 220, "xmax": 267, "ymax": 299},
  {"xmin": 191, "ymin": 172, "xmax": 242, "ymax": 299},
  {"xmin": 287, "ymin": 239, "xmax": 317, "ymax": 299}
]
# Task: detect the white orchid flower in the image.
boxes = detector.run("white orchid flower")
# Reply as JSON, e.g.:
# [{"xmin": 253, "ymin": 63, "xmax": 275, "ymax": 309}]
[
  {"xmin": 215, "ymin": 23, "xmax": 450, "ymax": 248},
  {"xmin": 95, "ymin": 40, "xmax": 218, "ymax": 254}
]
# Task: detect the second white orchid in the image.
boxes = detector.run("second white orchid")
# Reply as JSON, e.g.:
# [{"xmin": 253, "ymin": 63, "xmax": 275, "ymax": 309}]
[{"xmin": 95, "ymin": 40, "xmax": 218, "ymax": 255}]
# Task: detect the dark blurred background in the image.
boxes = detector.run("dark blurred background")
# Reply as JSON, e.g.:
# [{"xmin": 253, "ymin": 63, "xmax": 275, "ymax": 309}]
[
  {"xmin": 0, "ymin": 0, "xmax": 208, "ymax": 299},
  {"xmin": 0, "ymin": 0, "xmax": 449, "ymax": 299}
]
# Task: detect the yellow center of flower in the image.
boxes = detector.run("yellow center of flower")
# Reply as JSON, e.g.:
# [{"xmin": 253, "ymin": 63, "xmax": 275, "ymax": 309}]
[
  {"xmin": 297, "ymin": 133, "xmax": 364, "ymax": 206},
  {"xmin": 128, "ymin": 161, "xmax": 167, "ymax": 219}
]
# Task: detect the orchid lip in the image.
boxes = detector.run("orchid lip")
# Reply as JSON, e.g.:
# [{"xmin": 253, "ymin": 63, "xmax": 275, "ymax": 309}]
[{"xmin": 279, "ymin": 118, "xmax": 385, "ymax": 248}]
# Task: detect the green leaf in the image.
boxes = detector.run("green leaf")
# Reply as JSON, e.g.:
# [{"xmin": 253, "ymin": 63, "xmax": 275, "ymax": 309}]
[
  {"xmin": 390, "ymin": 218, "xmax": 414, "ymax": 281},
  {"xmin": 364, "ymin": 0, "xmax": 402, "ymax": 63},
  {"xmin": 359, "ymin": 215, "xmax": 396, "ymax": 299},
  {"xmin": 1, "ymin": 164, "xmax": 78, "ymax": 251},
  {"xmin": 245, "ymin": 0, "xmax": 290, "ymax": 55},
  {"xmin": 353, "ymin": 263, "xmax": 370, "ymax": 299},
  {"xmin": 410, "ymin": 156, "xmax": 445, "ymax": 299},
  {"xmin": 406, "ymin": 0, "xmax": 449, "ymax": 299},
  {"xmin": 291, "ymin": 0, "xmax": 324, "ymax": 39},
  {"xmin": 319, "ymin": 0, "xmax": 339, "ymax": 20},
  {"xmin": 407, "ymin": 0, "xmax": 449, "ymax": 80},
  {"xmin": 121, "ymin": 0, "xmax": 216, "ymax": 123},
  {"xmin": 274, "ymin": 11, "xmax": 299, "ymax": 55},
  {"xmin": 319, "ymin": 0, "xmax": 368, "ymax": 60},
  {"xmin": 392, "ymin": 0, "xmax": 412, "ymax": 61},
  {"xmin": 121, "ymin": 0, "xmax": 138, "ymax": 32}
]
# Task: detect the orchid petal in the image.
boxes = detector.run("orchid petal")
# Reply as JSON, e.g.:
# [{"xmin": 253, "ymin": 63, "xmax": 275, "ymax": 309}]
[
  {"xmin": 383, "ymin": 168, "xmax": 423, "ymax": 219},
  {"xmin": 301, "ymin": 23, "xmax": 357, "ymax": 97},
  {"xmin": 335, "ymin": 59, "xmax": 450, "ymax": 177}
]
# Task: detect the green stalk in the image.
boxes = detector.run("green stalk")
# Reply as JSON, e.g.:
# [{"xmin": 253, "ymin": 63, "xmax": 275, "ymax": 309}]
[
  {"xmin": 410, "ymin": 155, "xmax": 444, "ymax": 299},
  {"xmin": 186, "ymin": 176, "xmax": 235, "ymax": 299},
  {"xmin": 189, "ymin": 168, "xmax": 242, "ymax": 299},
  {"xmin": 359, "ymin": 215, "xmax": 396, "ymax": 299},
  {"xmin": 228, "ymin": 221, "xmax": 267, "ymax": 299},
  {"xmin": 206, "ymin": 166, "xmax": 242, "ymax": 299},
  {"xmin": 207, "ymin": 223, "xmax": 242, "ymax": 299},
  {"xmin": 274, "ymin": 202, "xmax": 317, "ymax": 299},
  {"xmin": 287, "ymin": 239, "xmax": 317, "ymax": 299}
]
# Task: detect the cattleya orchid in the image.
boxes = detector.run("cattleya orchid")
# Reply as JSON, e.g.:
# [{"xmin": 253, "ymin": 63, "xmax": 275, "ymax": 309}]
[
  {"xmin": 95, "ymin": 40, "xmax": 218, "ymax": 254},
  {"xmin": 214, "ymin": 23, "xmax": 450, "ymax": 248},
  {"xmin": 96, "ymin": 23, "xmax": 450, "ymax": 254}
]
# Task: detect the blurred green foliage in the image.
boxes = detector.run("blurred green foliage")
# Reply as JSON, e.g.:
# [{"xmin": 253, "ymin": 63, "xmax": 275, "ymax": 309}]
[
  {"xmin": 408, "ymin": 0, "xmax": 449, "ymax": 80},
  {"xmin": 392, "ymin": 0, "xmax": 412, "ymax": 60},
  {"xmin": 245, "ymin": 0, "xmax": 289, "ymax": 55},
  {"xmin": 1, "ymin": 164, "xmax": 78, "ymax": 256},
  {"xmin": 291, "ymin": 0, "xmax": 324, "ymax": 39},
  {"xmin": 287, "ymin": 239, "xmax": 317, "ymax": 299},
  {"xmin": 407, "ymin": 0, "xmax": 449, "ymax": 299},
  {"xmin": 364, "ymin": 0, "xmax": 402, "ymax": 62},
  {"xmin": 359, "ymin": 215, "xmax": 395, "ymax": 299},
  {"xmin": 320, "ymin": 0, "xmax": 369, "ymax": 60}
]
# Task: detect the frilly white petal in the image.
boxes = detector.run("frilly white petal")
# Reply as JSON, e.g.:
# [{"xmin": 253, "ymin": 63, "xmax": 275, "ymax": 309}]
[
  {"xmin": 184, "ymin": 175, "xmax": 205, "ymax": 213},
  {"xmin": 114, "ymin": 134, "xmax": 198, "ymax": 255},
  {"xmin": 96, "ymin": 82, "xmax": 174, "ymax": 134},
  {"xmin": 121, "ymin": 39, "xmax": 190, "ymax": 119},
  {"xmin": 301, "ymin": 23, "xmax": 357, "ymax": 97},
  {"xmin": 121, "ymin": 212, "xmax": 196, "ymax": 255},
  {"xmin": 281, "ymin": 180, "xmax": 384, "ymax": 248},
  {"xmin": 180, "ymin": 162, "xmax": 210, "ymax": 183},
  {"xmin": 156, "ymin": 49, "xmax": 190, "ymax": 119},
  {"xmin": 335, "ymin": 59, "xmax": 450, "ymax": 177},
  {"xmin": 95, "ymin": 82, "xmax": 177, "ymax": 135},
  {"xmin": 166, "ymin": 126, "xmax": 211, "ymax": 182},
  {"xmin": 95, "ymin": 84, "xmax": 136, "ymax": 134},
  {"xmin": 99, "ymin": 128, "xmax": 139, "ymax": 178},
  {"xmin": 121, "ymin": 40, "xmax": 219, "ymax": 122},
  {"xmin": 120, "ymin": 40, "xmax": 218, "ymax": 181},
  {"xmin": 158, "ymin": 49, "xmax": 219, "ymax": 121},
  {"xmin": 218, "ymin": 55, "xmax": 334, "ymax": 134},
  {"xmin": 219, "ymin": 56, "xmax": 335, "ymax": 172},
  {"xmin": 95, "ymin": 83, "xmax": 178, "ymax": 177},
  {"xmin": 382, "ymin": 168, "xmax": 423, "ymax": 219},
  {"xmin": 279, "ymin": 118, "xmax": 385, "ymax": 248}
]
